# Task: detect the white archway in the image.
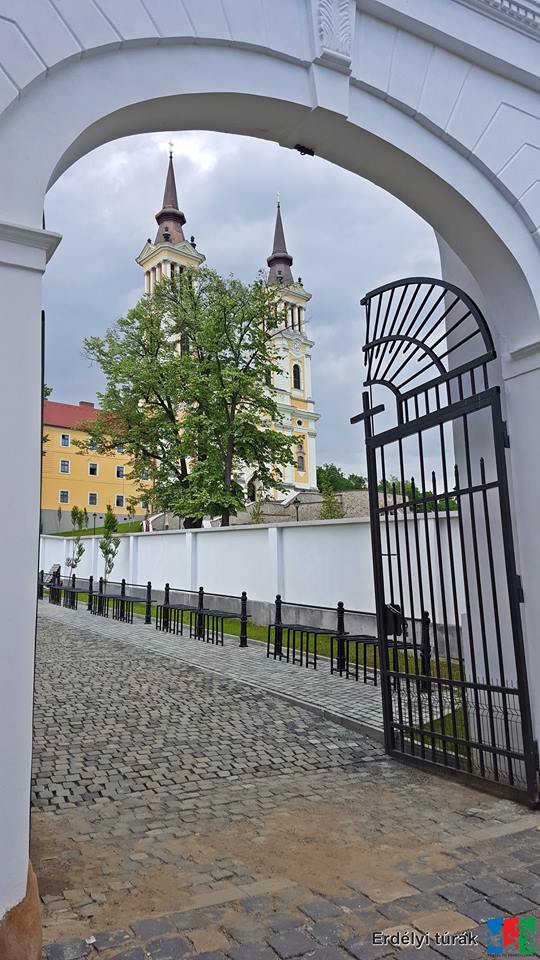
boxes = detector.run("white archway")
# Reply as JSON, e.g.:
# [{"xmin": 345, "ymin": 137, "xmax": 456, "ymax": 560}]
[{"xmin": 2, "ymin": 1, "xmax": 540, "ymax": 947}]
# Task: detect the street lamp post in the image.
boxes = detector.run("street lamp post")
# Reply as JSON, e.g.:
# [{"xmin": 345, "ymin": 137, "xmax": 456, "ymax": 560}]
[{"xmin": 92, "ymin": 512, "xmax": 97, "ymax": 534}]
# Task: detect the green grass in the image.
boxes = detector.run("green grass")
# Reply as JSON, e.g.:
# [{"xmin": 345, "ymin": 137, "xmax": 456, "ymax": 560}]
[{"xmin": 53, "ymin": 520, "xmax": 142, "ymax": 538}]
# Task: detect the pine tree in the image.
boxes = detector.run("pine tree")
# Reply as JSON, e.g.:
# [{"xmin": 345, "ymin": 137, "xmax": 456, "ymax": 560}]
[
  {"xmin": 99, "ymin": 505, "xmax": 121, "ymax": 580},
  {"xmin": 319, "ymin": 485, "xmax": 344, "ymax": 520}
]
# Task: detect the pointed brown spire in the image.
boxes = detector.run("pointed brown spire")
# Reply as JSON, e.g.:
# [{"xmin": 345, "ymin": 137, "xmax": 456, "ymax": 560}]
[
  {"xmin": 267, "ymin": 200, "xmax": 294, "ymax": 286},
  {"xmin": 154, "ymin": 146, "xmax": 186, "ymax": 245}
]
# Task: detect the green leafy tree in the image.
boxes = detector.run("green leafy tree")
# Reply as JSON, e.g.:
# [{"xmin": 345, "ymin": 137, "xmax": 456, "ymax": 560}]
[
  {"xmin": 316, "ymin": 463, "xmax": 367, "ymax": 492},
  {"xmin": 377, "ymin": 475, "xmax": 457, "ymax": 512},
  {"xmin": 250, "ymin": 498, "xmax": 265, "ymax": 524},
  {"xmin": 99, "ymin": 505, "xmax": 121, "ymax": 580},
  {"xmin": 65, "ymin": 506, "xmax": 86, "ymax": 572},
  {"xmin": 319, "ymin": 484, "xmax": 344, "ymax": 520},
  {"xmin": 81, "ymin": 268, "xmax": 296, "ymax": 527}
]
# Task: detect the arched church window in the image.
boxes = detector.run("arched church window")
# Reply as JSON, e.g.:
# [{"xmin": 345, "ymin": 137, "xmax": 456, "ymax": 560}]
[
  {"xmin": 293, "ymin": 364, "xmax": 301, "ymax": 390},
  {"xmin": 297, "ymin": 444, "xmax": 305, "ymax": 472},
  {"xmin": 180, "ymin": 332, "xmax": 190, "ymax": 357}
]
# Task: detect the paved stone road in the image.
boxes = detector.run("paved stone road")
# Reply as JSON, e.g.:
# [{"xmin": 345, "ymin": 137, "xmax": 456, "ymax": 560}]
[
  {"xmin": 39, "ymin": 601, "xmax": 386, "ymax": 734},
  {"xmin": 35, "ymin": 604, "xmax": 540, "ymax": 960}
]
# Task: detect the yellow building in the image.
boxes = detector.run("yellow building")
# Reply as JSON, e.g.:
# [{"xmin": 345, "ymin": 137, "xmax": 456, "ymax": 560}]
[{"xmin": 41, "ymin": 400, "xmax": 146, "ymax": 533}]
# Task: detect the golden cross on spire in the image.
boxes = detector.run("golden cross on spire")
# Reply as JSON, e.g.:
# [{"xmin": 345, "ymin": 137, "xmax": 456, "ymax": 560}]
[{"xmin": 168, "ymin": 141, "xmax": 174, "ymax": 159}]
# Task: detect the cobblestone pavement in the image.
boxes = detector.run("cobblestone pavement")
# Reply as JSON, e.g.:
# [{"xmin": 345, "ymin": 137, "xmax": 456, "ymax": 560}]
[
  {"xmin": 39, "ymin": 601, "xmax": 385, "ymax": 733},
  {"xmin": 35, "ymin": 605, "xmax": 540, "ymax": 959}
]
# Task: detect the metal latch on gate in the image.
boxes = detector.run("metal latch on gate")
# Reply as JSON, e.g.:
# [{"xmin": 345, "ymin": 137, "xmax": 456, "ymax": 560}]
[{"xmin": 384, "ymin": 603, "xmax": 404, "ymax": 637}]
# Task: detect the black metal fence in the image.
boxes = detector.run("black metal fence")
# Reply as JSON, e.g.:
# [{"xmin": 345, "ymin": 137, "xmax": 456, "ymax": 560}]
[{"xmin": 37, "ymin": 569, "xmax": 386, "ymax": 684}]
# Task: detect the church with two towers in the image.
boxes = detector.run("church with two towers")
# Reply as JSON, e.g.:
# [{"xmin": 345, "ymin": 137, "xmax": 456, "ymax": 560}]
[{"xmin": 136, "ymin": 148, "xmax": 319, "ymax": 499}]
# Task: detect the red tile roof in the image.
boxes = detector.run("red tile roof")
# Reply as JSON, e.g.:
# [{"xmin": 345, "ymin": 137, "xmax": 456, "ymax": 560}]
[{"xmin": 43, "ymin": 400, "xmax": 100, "ymax": 429}]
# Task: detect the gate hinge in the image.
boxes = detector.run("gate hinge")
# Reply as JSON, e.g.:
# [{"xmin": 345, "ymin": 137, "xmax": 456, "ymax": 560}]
[
  {"xmin": 516, "ymin": 575, "xmax": 525, "ymax": 603},
  {"xmin": 503, "ymin": 421, "xmax": 510, "ymax": 447}
]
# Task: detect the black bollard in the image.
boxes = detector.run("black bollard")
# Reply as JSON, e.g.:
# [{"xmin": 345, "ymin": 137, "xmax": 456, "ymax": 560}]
[
  {"xmin": 274, "ymin": 594, "xmax": 283, "ymax": 658},
  {"xmin": 239, "ymin": 591, "xmax": 248, "ymax": 648},
  {"xmin": 336, "ymin": 601, "xmax": 346, "ymax": 675},
  {"xmin": 145, "ymin": 580, "xmax": 152, "ymax": 624},
  {"xmin": 98, "ymin": 576, "xmax": 104, "ymax": 615},
  {"xmin": 87, "ymin": 575, "xmax": 93, "ymax": 612},
  {"xmin": 197, "ymin": 586, "xmax": 204, "ymax": 639},
  {"xmin": 163, "ymin": 582, "xmax": 170, "ymax": 631}
]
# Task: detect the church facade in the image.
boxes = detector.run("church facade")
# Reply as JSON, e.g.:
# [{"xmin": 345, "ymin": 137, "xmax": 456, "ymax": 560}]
[{"xmin": 136, "ymin": 150, "xmax": 319, "ymax": 499}]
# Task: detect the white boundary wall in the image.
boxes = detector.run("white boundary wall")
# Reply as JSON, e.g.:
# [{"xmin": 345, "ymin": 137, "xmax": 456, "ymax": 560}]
[{"xmin": 39, "ymin": 516, "xmax": 463, "ymax": 623}]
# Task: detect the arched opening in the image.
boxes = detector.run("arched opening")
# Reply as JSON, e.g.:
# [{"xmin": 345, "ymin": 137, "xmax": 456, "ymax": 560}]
[
  {"xmin": 3, "ymin": 14, "xmax": 540, "ymax": 952},
  {"xmin": 292, "ymin": 363, "xmax": 302, "ymax": 392}
]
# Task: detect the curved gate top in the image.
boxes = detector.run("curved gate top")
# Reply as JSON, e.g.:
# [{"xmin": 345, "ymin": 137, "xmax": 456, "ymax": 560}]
[{"xmin": 354, "ymin": 277, "xmax": 538, "ymax": 803}]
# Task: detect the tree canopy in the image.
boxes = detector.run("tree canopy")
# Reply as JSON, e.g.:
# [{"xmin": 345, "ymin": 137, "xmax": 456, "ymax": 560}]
[
  {"xmin": 81, "ymin": 268, "xmax": 296, "ymax": 526},
  {"xmin": 316, "ymin": 463, "xmax": 367, "ymax": 492}
]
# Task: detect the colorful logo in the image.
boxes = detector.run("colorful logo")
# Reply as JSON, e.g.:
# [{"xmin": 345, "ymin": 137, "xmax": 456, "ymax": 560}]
[{"xmin": 486, "ymin": 917, "xmax": 537, "ymax": 955}]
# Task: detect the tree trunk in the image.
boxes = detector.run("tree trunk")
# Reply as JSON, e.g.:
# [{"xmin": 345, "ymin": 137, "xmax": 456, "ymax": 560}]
[
  {"xmin": 221, "ymin": 508, "xmax": 230, "ymax": 527},
  {"xmin": 184, "ymin": 516, "xmax": 203, "ymax": 529}
]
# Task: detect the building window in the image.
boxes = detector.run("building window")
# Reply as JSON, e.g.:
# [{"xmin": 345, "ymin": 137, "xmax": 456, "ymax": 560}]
[
  {"xmin": 59, "ymin": 490, "xmax": 69, "ymax": 504},
  {"xmin": 297, "ymin": 444, "xmax": 305, "ymax": 472},
  {"xmin": 180, "ymin": 332, "xmax": 190, "ymax": 357},
  {"xmin": 116, "ymin": 495, "xmax": 124, "ymax": 508},
  {"xmin": 59, "ymin": 459, "xmax": 70, "ymax": 474},
  {"xmin": 292, "ymin": 364, "xmax": 301, "ymax": 390},
  {"xmin": 116, "ymin": 465, "xmax": 125, "ymax": 479},
  {"xmin": 141, "ymin": 468, "xmax": 150, "ymax": 481},
  {"xmin": 89, "ymin": 439, "xmax": 97, "ymax": 451},
  {"xmin": 88, "ymin": 462, "xmax": 98, "ymax": 477},
  {"xmin": 61, "ymin": 433, "xmax": 70, "ymax": 447},
  {"xmin": 116, "ymin": 444, "xmax": 125, "ymax": 454},
  {"xmin": 88, "ymin": 492, "xmax": 98, "ymax": 506}
]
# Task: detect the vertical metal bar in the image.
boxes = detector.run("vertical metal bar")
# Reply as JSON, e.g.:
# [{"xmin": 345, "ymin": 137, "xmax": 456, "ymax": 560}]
[
  {"xmin": 418, "ymin": 432, "xmax": 447, "ymax": 765},
  {"xmin": 454, "ymin": 461, "xmax": 485, "ymax": 777},
  {"xmin": 479, "ymin": 456, "xmax": 514, "ymax": 785},
  {"xmin": 390, "ymin": 479, "xmax": 416, "ymax": 755},
  {"xmin": 462, "ymin": 412, "xmax": 499, "ymax": 780},
  {"xmin": 362, "ymin": 391, "xmax": 394, "ymax": 755},
  {"xmin": 431, "ymin": 471, "xmax": 459, "ymax": 767},
  {"xmin": 163, "ymin": 582, "xmax": 170, "ymax": 632},
  {"xmin": 439, "ymin": 422, "xmax": 473, "ymax": 772},
  {"xmin": 490, "ymin": 395, "xmax": 538, "ymax": 801},
  {"xmin": 397, "ymin": 437, "xmax": 426, "ymax": 759}
]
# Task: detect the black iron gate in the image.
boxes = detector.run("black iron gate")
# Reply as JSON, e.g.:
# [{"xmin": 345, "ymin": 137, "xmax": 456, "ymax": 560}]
[{"xmin": 353, "ymin": 277, "xmax": 538, "ymax": 802}]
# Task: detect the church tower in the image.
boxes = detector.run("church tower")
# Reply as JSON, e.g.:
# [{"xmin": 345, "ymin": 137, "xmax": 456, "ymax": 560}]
[
  {"xmin": 267, "ymin": 201, "xmax": 319, "ymax": 492},
  {"xmin": 136, "ymin": 145, "xmax": 205, "ymax": 290}
]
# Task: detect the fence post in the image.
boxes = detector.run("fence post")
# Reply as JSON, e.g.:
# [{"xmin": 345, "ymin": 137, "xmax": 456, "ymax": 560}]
[
  {"xmin": 197, "ymin": 586, "xmax": 204, "ymax": 639},
  {"xmin": 145, "ymin": 580, "xmax": 152, "ymax": 624},
  {"xmin": 336, "ymin": 601, "xmax": 346, "ymax": 675},
  {"xmin": 98, "ymin": 576, "xmax": 104, "ymax": 615},
  {"xmin": 163, "ymin": 582, "xmax": 170, "ymax": 631},
  {"xmin": 38, "ymin": 570, "xmax": 44, "ymax": 600},
  {"xmin": 239, "ymin": 591, "xmax": 248, "ymax": 648},
  {"xmin": 420, "ymin": 610, "xmax": 431, "ymax": 693},
  {"xmin": 274, "ymin": 594, "xmax": 283, "ymax": 657},
  {"xmin": 71, "ymin": 573, "xmax": 76, "ymax": 590},
  {"xmin": 121, "ymin": 577, "xmax": 126, "ymax": 597},
  {"xmin": 87, "ymin": 575, "xmax": 93, "ymax": 612}
]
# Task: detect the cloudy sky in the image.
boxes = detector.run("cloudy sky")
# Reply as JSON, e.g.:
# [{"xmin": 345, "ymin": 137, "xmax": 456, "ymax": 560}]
[{"xmin": 43, "ymin": 131, "xmax": 440, "ymax": 477}]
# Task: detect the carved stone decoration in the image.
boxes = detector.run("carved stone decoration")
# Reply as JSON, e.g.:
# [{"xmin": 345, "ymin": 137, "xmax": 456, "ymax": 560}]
[
  {"xmin": 317, "ymin": 0, "xmax": 352, "ymax": 64},
  {"xmin": 454, "ymin": 0, "xmax": 540, "ymax": 37}
]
